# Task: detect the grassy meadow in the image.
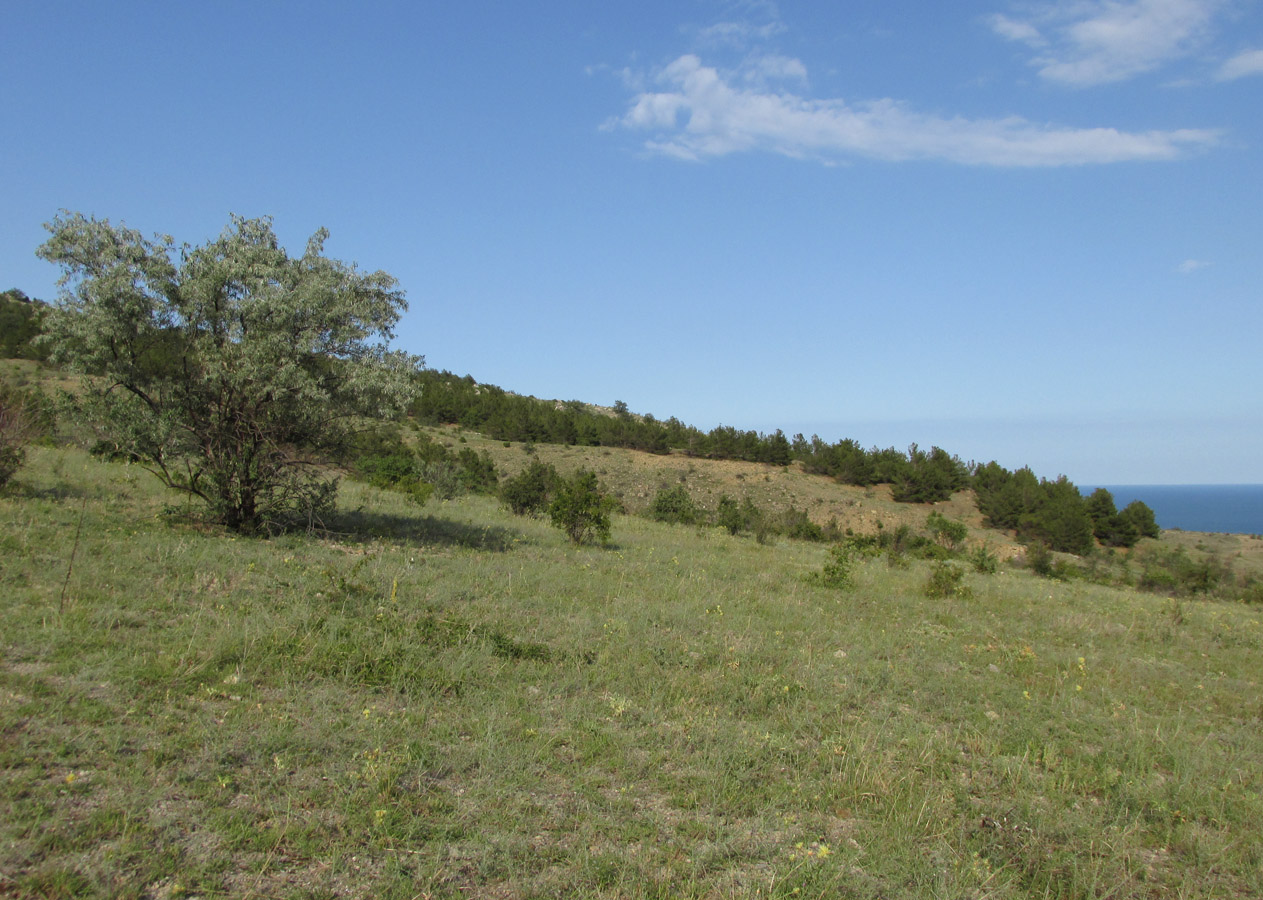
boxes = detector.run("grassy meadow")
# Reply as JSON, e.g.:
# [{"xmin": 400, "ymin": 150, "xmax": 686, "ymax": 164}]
[{"xmin": 2, "ymin": 445, "xmax": 1262, "ymax": 899}]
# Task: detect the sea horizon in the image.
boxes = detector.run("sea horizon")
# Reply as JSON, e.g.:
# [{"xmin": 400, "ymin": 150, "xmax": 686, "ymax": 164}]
[{"xmin": 1080, "ymin": 484, "xmax": 1263, "ymax": 536}]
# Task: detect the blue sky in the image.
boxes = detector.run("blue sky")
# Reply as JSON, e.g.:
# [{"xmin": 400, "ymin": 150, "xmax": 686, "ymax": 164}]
[{"xmin": 3, "ymin": 0, "xmax": 1260, "ymax": 484}]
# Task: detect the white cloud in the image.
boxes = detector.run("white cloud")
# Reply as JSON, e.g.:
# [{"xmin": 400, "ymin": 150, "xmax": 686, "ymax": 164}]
[
  {"xmin": 742, "ymin": 53, "xmax": 808, "ymax": 85},
  {"xmin": 613, "ymin": 55, "xmax": 1221, "ymax": 167},
  {"xmin": 695, "ymin": 1, "xmax": 786, "ymax": 48},
  {"xmin": 987, "ymin": 13, "xmax": 1046, "ymax": 46},
  {"xmin": 1217, "ymin": 48, "xmax": 1263, "ymax": 80},
  {"xmin": 1177, "ymin": 258, "xmax": 1212, "ymax": 273},
  {"xmin": 698, "ymin": 19, "xmax": 786, "ymax": 47},
  {"xmin": 989, "ymin": 0, "xmax": 1224, "ymax": 86}
]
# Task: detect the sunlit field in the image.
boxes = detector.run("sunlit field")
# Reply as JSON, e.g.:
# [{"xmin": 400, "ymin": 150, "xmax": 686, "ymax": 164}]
[{"xmin": 3, "ymin": 447, "xmax": 1261, "ymax": 898}]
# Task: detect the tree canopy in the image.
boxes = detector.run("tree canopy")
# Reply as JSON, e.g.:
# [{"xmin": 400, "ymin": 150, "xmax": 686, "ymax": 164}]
[
  {"xmin": 0, "ymin": 289, "xmax": 48, "ymax": 359},
  {"xmin": 38, "ymin": 212, "xmax": 422, "ymax": 533}
]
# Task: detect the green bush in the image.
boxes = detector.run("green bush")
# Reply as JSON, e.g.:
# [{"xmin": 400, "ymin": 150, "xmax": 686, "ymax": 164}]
[
  {"xmin": 0, "ymin": 383, "xmax": 39, "ymax": 488},
  {"xmin": 549, "ymin": 469, "xmax": 617, "ymax": 545},
  {"xmin": 358, "ymin": 452, "xmax": 421, "ymax": 490},
  {"xmin": 414, "ymin": 432, "xmax": 454, "ymax": 465},
  {"xmin": 1137, "ymin": 546, "xmax": 1227, "ymax": 596},
  {"xmin": 420, "ymin": 462, "xmax": 464, "ymax": 501},
  {"xmin": 814, "ymin": 543, "xmax": 857, "ymax": 590},
  {"xmin": 37, "ymin": 213, "xmax": 421, "ymax": 534},
  {"xmin": 0, "ymin": 444, "xmax": 23, "ymax": 489},
  {"xmin": 345, "ymin": 427, "xmax": 437, "ymax": 507},
  {"xmin": 781, "ymin": 506, "xmax": 824, "ymax": 542},
  {"xmin": 841, "ymin": 531, "xmax": 885, "ymax": 559},
  {"xmin": 500, "ymin": 461, "xmax": 561, "ymax": 517},
  {"xmin": 744, "ymin": 498, "xmax": 773, "ymax": 545},
  {"xmin": 1120, "ymin": 500, "xmax": 1161, "ymax": 540},
  {"xmin": 1022, "ymin": 542, "xmax": 1080, "ymax": 581},
  {"xmin": 650, "ymin": 485, "xmax": 699, "ymax": 525},
  {"xmin": 924, "ymin": 562, "xmax": 972, "ymax": 599},
  {"xmin": 1239, "ymin": 579, "xmax": 1263, "ymax": 605},
  {"xmin": 716, "ymin": 494, "xmax": 744, "ymax": 535},
  {"xmin": 969, "ymin": 544, "xmax": 999, "ymax": 575},
  {"xmin": 882, "ymin": 523, "xmax": 914, "ymax": 568},
  {"xmin": 916, "ymin": 542, "xmax": 954, "ymax": 561},
  {"xmin": 0, "ymin": 290, "xmax": 48, "ymax": 360},
  {"xmin": 926, "ymin": 511, "xmax": 968, "ymax": 551},
  {"xmin": 456, "ymin": 447, "xmax": 499, "ymax": 494},
  {"xmin": 1024, "ymin": 542, "xmax": 1055, "ymax": 578}
]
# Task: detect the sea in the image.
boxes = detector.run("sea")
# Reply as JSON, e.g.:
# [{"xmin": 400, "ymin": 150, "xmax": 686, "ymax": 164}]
[{"xmin": 1080, "ymin": 484, "xmax": 1263, "ymax": 536}]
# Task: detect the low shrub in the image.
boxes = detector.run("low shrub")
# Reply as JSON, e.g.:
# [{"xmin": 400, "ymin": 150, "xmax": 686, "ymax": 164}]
[
  {"xmin": 781, "ymin": 506, "xmax": 824, "ymax": 542},
  {"xmin": 456, "ymin": 447, "xmax": 499, "ymax": 494},
  {"xmin": 0, "ymin": 383, "xmax": 40, "ymax": 488},
  {"xmin": 814, "ymin": 543, "xmax": 857, "ymax": 590},
  {"xmin": 969, "ymin": 544, "xmax": 999, "ymax": 575},
  {"xmin": 716, "ymin": 494, "xmax": 744, "ymax": 535},
  {"xmin": 926, "ymin": 511, "xmax": 968, "ymax": 551},
  {"xmin": 1137, "ymin": 546, "xmax": 1228, "ymax": 596},
  {"xmin": 650, "ymin": 484, "xmax": 699, "ymax": 525},
  {"xmin": 549, "ymin": 469, "xmax": 617, "ymax": 545},
  {"xmin": 501, "ymin": 461, "xmax": 561, "ymax": 517},
  {"xmin": 1024, "ymin": 542, "xmax": 1055, "ymax": 577},
  {"xmin": 925, "ymin": 562, "xmax": 972, "ymax": 599}
]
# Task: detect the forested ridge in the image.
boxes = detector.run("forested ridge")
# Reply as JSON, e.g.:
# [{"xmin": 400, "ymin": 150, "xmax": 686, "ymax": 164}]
[
  {"xmin": 2, "ymin": 285, "xmax": 1156, "ymax": 552},
  {"xmin": 411, "ymin": 366, "xmax": 1157, "ymax": 552}
]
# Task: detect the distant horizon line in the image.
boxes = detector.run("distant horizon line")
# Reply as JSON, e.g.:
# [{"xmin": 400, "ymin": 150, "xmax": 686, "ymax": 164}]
[{"xmin": 1079, "ymin": 482, "xmax": 1263, "ymax": 488}]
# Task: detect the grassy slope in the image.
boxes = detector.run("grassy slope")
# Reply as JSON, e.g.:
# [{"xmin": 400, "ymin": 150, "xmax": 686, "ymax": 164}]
[
  {"xmin": 433, "ymin": 425, "xmax": 1019, "ymax": 555},
  {"xmin": 2, "ymin": 447, "xmax": 1262, "ymax": 899}
]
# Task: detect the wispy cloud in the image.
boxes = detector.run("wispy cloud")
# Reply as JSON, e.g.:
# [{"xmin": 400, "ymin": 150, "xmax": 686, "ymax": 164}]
[
  {"xmin": 740, "ymin": 53, "xmax": 807, "ymax": 86},
  {"xmin": 697, "ymin": 19, "xmax": 786, "ymax": 47},
  {"xmin": 1217, "ymin": 48, "xmax": 1263, "ymax": 80},
  {"xmin": 694, "ymin": 0, "xmax": 786, "ymax": 48},
  {"xmin": 1177, "ymin": 258, "xmax": 1212, "ymax": 273},
  {"xmin": 988, "ymin": 0, "xmax": 1225, "ymax": 86},
  {"xmin": 611, "ymin": 55, "xmax": 1220, "ymax": 167},
  {"xmin": 987, "ymin": 14, "xmax": 1047, "ymax": 46}
]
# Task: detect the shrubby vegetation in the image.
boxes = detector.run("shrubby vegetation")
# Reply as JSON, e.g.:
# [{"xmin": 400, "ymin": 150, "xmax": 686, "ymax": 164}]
[
  {"xmin": 0, "ymin": 289, "xmax": 49, "ymax": 360},
  {"xmin": 498, "ymin": 458, "xmax": 618, "ymax": 545},
  {"xmin": 926, "ymin": 510, "xmax": 968, "ymax": 551},
  {"xmin": 6, "ymin": 444, "xmax": 1262, "ymax": 898},
  {"xmin": 409, "ymin": 368, "xmax": 1160, "ymax": 554},
  {"xmin": 500, "ymin": 460, "xmax": 562, "ymax": 517},
  {"xmin": 974, "ymin": 462, "xmax": 1123, "ymax": 554},
  {"xmin": 796, "ymin": 436, "xmax": 969, "ymax": 503},
  {"xmin": 1085, "ymin": 488, "xmax": 1161, "ymax": 547},
  {"xmin": 548, "ymin": 469, "xmax": 617, "ymax": 545},
  {"xmin": 5, "ymin": 276, "xmax": 1159, "ymax": 553},
  {"xmin": 35, "ymin": 213, "xmax": 422, "ymax": 533},
  {"xmin": 924, "ymin": 561, "xmax": 972, "ymax": 600},
  {"xmin": 812, "ymin": 542, "xmax": 858, "ymax": 589},
  {"xmin": 649, "ymin": 484, "xmax": 700, "ymax": 525},
  {"xmin": 0, "ymin": 382, "xmax": 40, "ymax": 488},
  {"xmin": 341, "ymin": 426, "xmax": 501, "ymax": 508},
  {"xmin": 1135, "ymin": 545, "xmax": 1234, "ymax": 596},
  {"xmin": 4, "ymin": 228, "xmax": 1261, "ymax": 897}
]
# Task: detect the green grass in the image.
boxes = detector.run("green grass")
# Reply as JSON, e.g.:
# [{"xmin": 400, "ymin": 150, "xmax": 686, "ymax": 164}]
[{"xmin": 2, "ymin": 447, "xmax": 1262, "ymax": 898}]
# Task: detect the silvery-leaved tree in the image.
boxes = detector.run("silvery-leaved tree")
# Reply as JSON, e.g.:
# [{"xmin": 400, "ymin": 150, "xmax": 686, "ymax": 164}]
[{"xmin": 38, "ymin": 212, "xmax": 422, "ymax": 534}]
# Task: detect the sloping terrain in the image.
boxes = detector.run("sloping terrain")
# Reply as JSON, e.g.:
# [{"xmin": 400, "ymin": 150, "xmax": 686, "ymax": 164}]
[{"xmin": 2, "ymin": 446, "xmax": 1261, "ymax": 899}]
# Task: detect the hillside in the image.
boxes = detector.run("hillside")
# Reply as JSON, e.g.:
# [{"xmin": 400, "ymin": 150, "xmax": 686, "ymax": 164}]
[
  {"xmin": 417, "ymin": 422, "xmax": 1263, "ymax": 576},
  {"xmin": 428, "ymin": 422, "xmax": 1014, "ymax": 549},
  {"xmin": 2, "ymin": 445, "xmax": 1261, "ymax": 898}
]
